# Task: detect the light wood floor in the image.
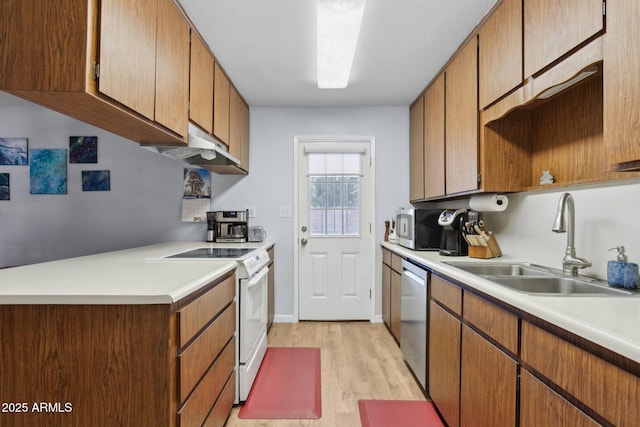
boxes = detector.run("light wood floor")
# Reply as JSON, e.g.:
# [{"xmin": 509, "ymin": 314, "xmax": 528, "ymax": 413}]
[{"xmin": 225, "ymin": 321, "xmax": 426, "ymax": 427}]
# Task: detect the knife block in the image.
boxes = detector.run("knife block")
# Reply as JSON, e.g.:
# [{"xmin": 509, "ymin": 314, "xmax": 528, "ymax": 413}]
[{"xmin": 468, "ymin": 233, "xmax": 502, "ymax": 259}]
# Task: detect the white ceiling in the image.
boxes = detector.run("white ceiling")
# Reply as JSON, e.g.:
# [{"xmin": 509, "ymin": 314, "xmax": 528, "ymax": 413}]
[
  {"xmin": 0, "ymin": 1, "xmax": 499, "ymax": 109},
  {"xmin": 179, "ymin": 0, "xmax": 499, "ymax": 107}
]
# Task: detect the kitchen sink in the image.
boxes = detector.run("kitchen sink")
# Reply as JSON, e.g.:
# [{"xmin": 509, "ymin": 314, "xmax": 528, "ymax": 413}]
[
  {"xmin": 445, "ymin": 262, "xmax": 636, "ymax": 296},
  {"xmin": 445, "ymin": 262, "xmax": 554, "ymax": 277},
  {"xmin": 489, "ymin": 276, "xmax": 634, "ymax": 296}
]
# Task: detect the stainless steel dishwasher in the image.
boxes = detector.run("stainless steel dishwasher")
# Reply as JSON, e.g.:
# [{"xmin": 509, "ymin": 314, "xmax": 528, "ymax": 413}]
[{"xmin": 400, "ymin": 259, "xmax": 428, "ymax": 390}]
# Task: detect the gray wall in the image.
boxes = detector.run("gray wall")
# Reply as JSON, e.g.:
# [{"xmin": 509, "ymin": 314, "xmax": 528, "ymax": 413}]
[
  {"xmin": 0, "ymin": 103, "xmax": 206, "ymax": 267},
  {"xmin": 211, "ymin": 107, "xmax": 410, "ymax": 321}
]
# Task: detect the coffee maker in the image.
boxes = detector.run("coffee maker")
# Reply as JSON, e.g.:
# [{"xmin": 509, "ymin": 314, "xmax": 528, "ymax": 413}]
[
  {"xmin": 206, "ymin": 211, "xmax": 216, "ymax": 242},
  {"xmin": 212, "ymin": 210, "xmax": 248, "ymax": 243},
  {"xmin": 438, "ymin": 209, "xmax": 469, "ymax": 256}
]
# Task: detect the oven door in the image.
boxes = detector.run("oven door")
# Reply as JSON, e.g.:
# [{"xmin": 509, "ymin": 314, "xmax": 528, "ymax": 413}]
[{"xmin": 239, "ymin": 266, "xmax": 269, "ymax": 362}]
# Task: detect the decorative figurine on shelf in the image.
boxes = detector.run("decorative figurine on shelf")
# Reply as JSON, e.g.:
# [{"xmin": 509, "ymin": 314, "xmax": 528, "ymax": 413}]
[
  {"xmin": 540, "ymin": 170, "xmax": 554, "ymax": 185},
  {"xmin": 384, "ymin": 220, "xmax": 390, "ymax": 241}
]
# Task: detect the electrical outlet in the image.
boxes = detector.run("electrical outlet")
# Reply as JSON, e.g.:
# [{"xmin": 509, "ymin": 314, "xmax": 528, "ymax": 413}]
[
  {"xmin": 279, "ymin": 206, "xmax": 292, "ymax": 218},
  {"xmin": 246, "ymin": 206, "xmax": 256, "ymax": 218}
]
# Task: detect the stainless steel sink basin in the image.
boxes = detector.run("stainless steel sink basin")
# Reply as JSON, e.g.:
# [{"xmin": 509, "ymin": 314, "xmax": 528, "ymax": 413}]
[
  {"xmin": 445, "ymin": 261, "xmax": 636, "ymax": 296},
  {"xmin": 489, "ymin": 276, "xmax": 634, "ymax": 296},
  {"xmin": 445, "ymin": 262, "xmax": 553, "ymax": 277}
]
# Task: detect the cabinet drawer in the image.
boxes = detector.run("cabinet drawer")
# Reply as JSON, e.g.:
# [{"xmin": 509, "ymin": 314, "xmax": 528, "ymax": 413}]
[
  {"xmin": 178, "ymin": 274, "xmax": 235, "ymax": 347},
  {"xmin": 178, "ymin": 337, "xmax": 235, "ymax": 427},
  {"xmin": 431, "ymin": 275, "xmax": 462, "ymax": 315},
  {"xmin": 179, "ymin": 302, "xmax": 236, "ymax": 402},
  {"xmin": 463, "ymin": 292, "xmax": 518, "ymax": 354},
  {"xmin": 202, "ymin": 370, "xmax": 236, "ymax": 427},
  {"xmin": 519, "ymin": 369, "xmax": 599, "ymax": 427},
  {"xmin": 382, "ymin": 248, "xmax": 391, "ymax": 266},
  {"xmin": 391, "ymin": 253, "xmax": 403, "ymax": 272},
  {"xmin": 522, "ymin": 322, "xmax": 640, "ymax": 426}
]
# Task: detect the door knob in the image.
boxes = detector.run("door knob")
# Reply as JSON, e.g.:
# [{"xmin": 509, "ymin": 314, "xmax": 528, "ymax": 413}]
[
  {"xmin": 301, "ymin": 238, "xmax": 308, "ymax": 246},
  {"xmin": 301, "ymin": 226, "xmax": 307, "ymax": 232}
]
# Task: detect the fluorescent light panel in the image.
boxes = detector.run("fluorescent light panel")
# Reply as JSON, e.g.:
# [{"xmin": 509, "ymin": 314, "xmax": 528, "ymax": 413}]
[{"xmin": 317, "ymin": 0, "xmax": 366, "ymax": 89}]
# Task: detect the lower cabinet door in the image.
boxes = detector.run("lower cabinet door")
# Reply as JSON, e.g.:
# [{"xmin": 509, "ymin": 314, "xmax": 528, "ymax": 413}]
[
  {"xmin": 429, "ymin": 301, "xmax": 461, "ymax": 427},
  {"xmin": 520, "ymin": 369, "xmax": 599, "ymax": 427},
  {"xmin": 460, "ymin": 325, "xmax": 517, "ymax": 427}
]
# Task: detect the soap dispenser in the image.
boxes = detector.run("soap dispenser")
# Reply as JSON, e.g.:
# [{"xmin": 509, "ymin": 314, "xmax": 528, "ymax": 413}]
[{"xmin": 607, "ymin": 246, "xmax": 639, "ymax": 289}]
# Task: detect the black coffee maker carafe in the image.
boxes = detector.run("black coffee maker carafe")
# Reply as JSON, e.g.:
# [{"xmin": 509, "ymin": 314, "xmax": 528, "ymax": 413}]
[{"xmin": 438, "ymin": 209, "xmax": 468, "ymax": 256}]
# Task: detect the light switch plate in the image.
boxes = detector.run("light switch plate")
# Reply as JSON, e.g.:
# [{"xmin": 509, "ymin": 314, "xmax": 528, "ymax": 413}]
[{"xmin": 279, "ymin": 206, "xmax": 292, "ymax": 218}]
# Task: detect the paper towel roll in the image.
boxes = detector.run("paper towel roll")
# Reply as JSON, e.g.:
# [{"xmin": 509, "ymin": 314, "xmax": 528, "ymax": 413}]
[{"xmin": 469, "ymin": 194, "xmax": 509, "ymax": 212}]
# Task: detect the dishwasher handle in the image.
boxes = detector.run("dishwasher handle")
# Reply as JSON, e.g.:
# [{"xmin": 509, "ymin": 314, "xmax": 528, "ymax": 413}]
[{"xmin": 402, "ymin": 269, "xmax": 426, "ymax": 287}]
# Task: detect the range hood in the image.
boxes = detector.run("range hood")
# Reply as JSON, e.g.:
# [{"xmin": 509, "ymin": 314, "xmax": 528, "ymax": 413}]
[{"xmin": 146, "ymin": 122, "xmax": 240, "ymax": 167}]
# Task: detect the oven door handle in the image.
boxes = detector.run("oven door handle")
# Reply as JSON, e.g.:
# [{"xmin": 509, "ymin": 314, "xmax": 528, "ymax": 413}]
[{"xmin": 247, "ymin": 266, "xmax": 269, "ymax": 288}]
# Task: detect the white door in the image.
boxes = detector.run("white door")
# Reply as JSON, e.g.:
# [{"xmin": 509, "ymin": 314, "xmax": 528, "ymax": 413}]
[{"xmin": 296, "ymin": 139, "xmax": 374, "ymax": 320}]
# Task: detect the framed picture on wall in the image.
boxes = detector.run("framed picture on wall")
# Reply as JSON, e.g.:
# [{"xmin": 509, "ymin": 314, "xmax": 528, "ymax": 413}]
[
  {"xmin": 0, "ymin": 137, "xmax": 28, "ymax": 166},
  {"xmin": 82, "ymin": 170, "xmax": 110, "ymax": 191},
  {"xmin": 69, "ymin": 136, "xmax": 98, "ymax": 163},
  {"xmin": 0, "ymin": 173, "xmax": 9, "ymax": 200},
  {"xmin": 29, "ymin": 149, "xmax": 67, "ymax": 194}
]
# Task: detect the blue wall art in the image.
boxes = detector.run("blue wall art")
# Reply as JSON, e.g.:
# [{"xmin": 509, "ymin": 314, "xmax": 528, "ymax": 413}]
[
  {"xmin": 29, "ymin": 149, "xmax": 67, "ymax": 194},
  {"xmin": 0, "ymin": 137, "xmax": 28, "ymax": 165},
  {"xmin": 69, "ymin": 136, "xmax": 98, "ymax": 163},
  {"xmin": 82, "ymin": 170, "xmax": 111, "ymax": 191},
  {"xmin": 0, "ymin": 173, "xmax": 9, "ymax": 200}
]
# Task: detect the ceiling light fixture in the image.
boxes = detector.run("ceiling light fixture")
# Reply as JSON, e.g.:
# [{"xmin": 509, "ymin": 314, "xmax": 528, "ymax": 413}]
[{"xmin": 317, "ymin": 0, "xmax": 366, "ymax": 89}]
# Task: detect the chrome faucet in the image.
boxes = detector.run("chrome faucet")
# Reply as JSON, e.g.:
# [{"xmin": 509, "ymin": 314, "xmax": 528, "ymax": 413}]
[{"xmin": 552, "ymin": 193, "xmax": 592, "ymax": 276}]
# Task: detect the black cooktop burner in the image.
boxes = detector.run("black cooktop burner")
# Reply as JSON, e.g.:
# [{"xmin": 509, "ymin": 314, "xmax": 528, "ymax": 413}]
[{"xmin": 166, "ymin": 247, "xmax": 252, "ymax": 259}]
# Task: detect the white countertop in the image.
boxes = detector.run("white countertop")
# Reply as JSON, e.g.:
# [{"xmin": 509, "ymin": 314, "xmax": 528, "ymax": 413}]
[
  {"xmin": 0, "ymin": 241, "xmax": 273, "ymax": 305},
  {"xmin": 382, "ymin": 242, "xmax": 640, "ymax": 364}
]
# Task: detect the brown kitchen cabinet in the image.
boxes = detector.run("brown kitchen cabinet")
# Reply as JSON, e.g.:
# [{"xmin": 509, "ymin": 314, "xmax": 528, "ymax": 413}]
[
  {"xmin": 522, "ymin": 321, "xmax": 640, "ymax": 426},
  {"xmin": 460, "ymin": 324, "xmax": 518, "ymax": 427},
  {"xmin": 409, "ymin": 96, "xmax": 425, "ymax": 201},
  {"xmin": 381, "ymin": 248, "xmax": 402, "ymax": 343},
  {"xmin": 212, "ymin": 83, "xmax": 251, "ymax": 174},
  {"xmin": 0, "ymin": 271, "xmax": 237, "ymax": 427},
  {"xmin": 189, "ymin": 31, "xmax": 215, "ymax": 135},
  {"xmin": 213, "ymin": 62, "xmax": 231, "ymax": 148},
  {"xmin": 604, "ymin": 0, "xmax": 640, "ymax": 171},
  {"xmin": 429, "ymin": 275, "xmax": 462, "ymax": 427},
  {"xmin": 478, "ymin": 0, "xmax": 522, "ymax": 109},
  {"xmin": 423, "ymin": 73, "xmax": 446, "ymax": 199},
  {"xmin": 444, "ymin": 36, "xmax": 479, "ymax": 195},
  {"xmin": 524, "ymin": 0, "xmax": 604, "ymax": 78},
  {"xmin": 519, "ymin": 370, "xmax": 599, "ymax": 427},
  {"xmin": 0, "ymin": 0, "xmax": 189, "ymax": 145}
]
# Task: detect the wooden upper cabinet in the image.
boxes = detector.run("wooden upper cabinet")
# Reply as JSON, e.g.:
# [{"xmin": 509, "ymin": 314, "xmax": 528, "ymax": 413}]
[
  {"xmin": 424, "ymin": 73, "xmax": 445, "ymax": 199},
  {"xmin": 478, "ymin": 0, "xmax": 522, "ymax": 109},
  {"xmin": 524, "ymin": 0, "xmax": 604, "ymax": 78},
  {"xmin": 604, "ymin": 0, "xmax": 640, "ymax": 171},
  {"xmin": 0, "ymin": 0, "xmax": 88, "ymax": 91},
  {"xmin": 155, "ymin": 0, "xmax": 189, "ymax": 137},
  {"xmin": 189, "ymin": 32, "xmax": 214, "ymax": 134},
  {"xmin": 409, "ymin": 96, "xmax": 425, "ymax": 201},
  {"xmin": 229, "ymin": 84, "xmax": 250, "ymax": 172},
  {"xmin": 214, "ymin": 62, "xmax": 231, "ymax": 146},
  {"xmin": 99, "ymin": 0, "xmax": 158, "ymax": 120},
  {"xmin": 445, "ymin": 37, "xmax": 479, "ymax": 195}
]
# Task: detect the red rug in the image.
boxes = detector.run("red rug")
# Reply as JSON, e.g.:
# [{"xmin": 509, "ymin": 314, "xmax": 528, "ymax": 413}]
[
  {"xmin": 358, "ymin": 400, "xmax": 444, "ymax": 427},
  {"xmin": 238, "ymin": 347, "xmax": 321, "ymax": 419}
]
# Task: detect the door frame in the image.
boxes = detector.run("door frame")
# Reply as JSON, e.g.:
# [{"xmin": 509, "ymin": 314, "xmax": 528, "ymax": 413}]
[{"xmin": 292, "ymin": 135, "xmax": 376, "ymax": 322}]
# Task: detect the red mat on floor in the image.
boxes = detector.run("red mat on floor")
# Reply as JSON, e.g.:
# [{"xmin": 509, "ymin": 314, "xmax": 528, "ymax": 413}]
[
  {"xmin": 358, "ymin": 400, "xmax": 444, "ymax": 427},
  {"xmin": 238, "ymin": 347, "xmax": 321, "ymax": 419}
]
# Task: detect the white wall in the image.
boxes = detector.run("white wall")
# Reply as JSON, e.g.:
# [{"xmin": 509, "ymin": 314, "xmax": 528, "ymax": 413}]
[
  {"xmin": 211, "ymin": 107, "xmax": 410, "ymax": 321},
  {"xmin": 0, "ymin": 104, "xmax": 206, "ymax": 267}
]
